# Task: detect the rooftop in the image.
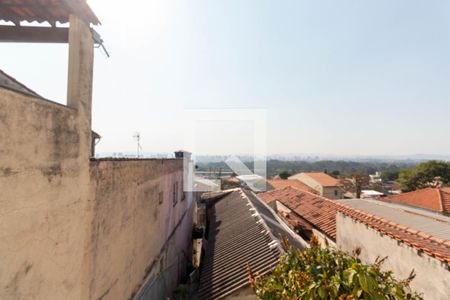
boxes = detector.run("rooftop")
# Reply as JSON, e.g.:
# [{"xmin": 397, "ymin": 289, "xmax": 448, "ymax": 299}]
[
  {"xmin": 197, "ymin": 189, "xmax": 283, "ymax": 300},
  {"xmin": 384, "ymin": 187, "xmax": 450, "ymax": 214},
  {"xmin": 289, "ymin": 172, "xmax": 340, "ymax": 187},
  {"xmin": 0, "ymin": 0, "xmax": 100, "ymax": 25},
  {"xmin": 260, "ymin": 186, "xmax": 341, "ymax": 238},
  {"xmin": 267, "ymin": 179, "xmax": 318, "ymax": 194},
  {"xmin": 259, "ymin": 187, "xmax": 450, "ymax": 264},
  {"xmin": 0, "ymin": 69, "xmax": 42, "ymax": 98},
  {"xmin": 340, "ymin": 198, "xmax": 450, "ymax": 241}
]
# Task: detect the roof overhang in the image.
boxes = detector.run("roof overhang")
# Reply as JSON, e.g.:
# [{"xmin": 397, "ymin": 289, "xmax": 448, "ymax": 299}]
[
  {"xmin": 0, "ymin": 0, "xmax": 100, "ymax": 26},
  {"xmin": 0, "ymin": 0, "xmax": 102, "ymax": 44}
]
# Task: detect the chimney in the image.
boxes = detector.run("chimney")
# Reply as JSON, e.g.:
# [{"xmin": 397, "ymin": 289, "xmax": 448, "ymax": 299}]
[{"xmin": 174, "ymin": 150, "xmax": 192, "ymax": 160}]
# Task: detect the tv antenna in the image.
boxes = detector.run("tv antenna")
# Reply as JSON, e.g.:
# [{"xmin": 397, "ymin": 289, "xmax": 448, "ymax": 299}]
[{"xmin": 133, "ymin": 132, "xmax": 142, "ymax": 158}]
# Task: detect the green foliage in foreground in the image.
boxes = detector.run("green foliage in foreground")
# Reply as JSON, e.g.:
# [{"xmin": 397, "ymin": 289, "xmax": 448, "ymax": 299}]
[{"xmin": 249, "ymin": 238, "xmax": 422, "ymax": 300}]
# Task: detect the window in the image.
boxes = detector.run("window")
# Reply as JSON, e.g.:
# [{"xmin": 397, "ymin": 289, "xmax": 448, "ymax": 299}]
[
  {"xmin": 334, "ymin": 190, "xmax": 338, "ymax": 196},
  {"xmin": 173, "ymin": 182, "xmax": 178, "ymax": 206},
  {"xmin": 158, "ymin": 191, "xmax": 163, "ymax": 204}
]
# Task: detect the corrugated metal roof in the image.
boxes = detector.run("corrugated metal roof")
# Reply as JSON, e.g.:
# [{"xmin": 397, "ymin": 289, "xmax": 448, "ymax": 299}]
[
  {"xmin": 197, "ymin": 189, "xmax": 282, "ymax": 300},
  {"xmin": 0, "ymin": 0, "xmax": 100, "ymax": 25},
  {"xmin": 340, "ymin": 198, "xmax": 450, "ymax": 241}
]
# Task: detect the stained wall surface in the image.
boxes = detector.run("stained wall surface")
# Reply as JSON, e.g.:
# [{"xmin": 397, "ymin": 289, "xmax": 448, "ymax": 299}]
[
  {"xmin": 0, "ymin": 87, "xmax": 194, "ymax": 300},
  {"xmin": 336, "ymin": 213, "xmax": 450, "ymax": 300},
  {"xmin": 86, "ymin": 159, "xmax": 193, "ymax": 300},
  {"xmin": 0, "ymin": 88, "xmax": 91, "ymax": 300}
]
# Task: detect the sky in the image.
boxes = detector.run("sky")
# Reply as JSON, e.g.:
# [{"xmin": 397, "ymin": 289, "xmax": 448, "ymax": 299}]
[{"xmin": 1, "ymin": 0, "xmax": 450, "ymax": 156}]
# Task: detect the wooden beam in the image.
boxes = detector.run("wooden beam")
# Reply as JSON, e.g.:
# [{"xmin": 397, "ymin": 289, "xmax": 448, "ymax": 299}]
[{"xmin": 0, "ymin": 25, "xmax": 68, "ymax": 43}]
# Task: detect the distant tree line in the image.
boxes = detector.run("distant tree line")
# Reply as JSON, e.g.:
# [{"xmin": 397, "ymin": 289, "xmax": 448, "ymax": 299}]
[
  {"xmin": 399, "ymin": 160, "xmax": 450, "ymax": 192},
  {"xmin": 196, "ymin": 160, "xmax": 417, "ymax": 178}
]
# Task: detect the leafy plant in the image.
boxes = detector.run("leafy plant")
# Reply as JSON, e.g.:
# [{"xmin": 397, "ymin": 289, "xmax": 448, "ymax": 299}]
[{"xmin": 248, "ymin": 237, "xmax": 422, "ymax": 300}]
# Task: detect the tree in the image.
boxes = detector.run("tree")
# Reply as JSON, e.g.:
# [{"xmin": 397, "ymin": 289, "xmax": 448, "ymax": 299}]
[
  {"xmin": 279, "ymin": 171, "xmax": 292, "ymax": 179},
  {"xmin": 399, "ymin": 160, "xmax": 450, "ymax": 192},
  {"xmin": 331, "ymin": 170, "xmax": 340, "ymax": 178},
  {"xmin": 249, "ymin": 237, "xmax": 422, "ymax": 300},
  {"xmin": 351, "ymin": 173, "xmax": 370, "ymax": 198},
  {"xmin": 381, "ymin": 171, "xmax": 400, "ymax": 182}
]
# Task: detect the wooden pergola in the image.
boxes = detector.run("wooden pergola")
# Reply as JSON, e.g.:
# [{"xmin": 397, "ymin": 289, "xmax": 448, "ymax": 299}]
[
  {"xmin": 0, "ymin": 0, "xmax": 102, "ymax": 116},
  {"xmin": 0, "ymin": 0, "xmax": 101, "ymax": 43}
]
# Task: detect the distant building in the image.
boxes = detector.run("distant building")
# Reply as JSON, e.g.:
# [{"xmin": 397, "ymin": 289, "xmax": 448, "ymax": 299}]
[
  {"xmin": 369, "ymin": 171, "xmax": 383, "ymax": 184},
  {"xmin": 383, "ymin": 187, "xmax": 450, "ymax": 215},
  {"xmin": 267, "ymin": 178, "xmax": 318, "ymax": 194},
  {"xmin": 361, "ymin": 189, "xmax": 384, "ymax": 199},
  {"xmin": 288, "ymin": 172, "xmax": 342, "ymax": 199}
]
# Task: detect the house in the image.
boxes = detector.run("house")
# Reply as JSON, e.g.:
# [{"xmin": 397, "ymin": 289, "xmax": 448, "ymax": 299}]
[
  {"xmin": 288, "ymin": 172, "xmax": 342, "ymax": 199},
  {"xmin": 267, "ymin": 178, "xmax": 318, "ymax": 194},
  {"xmin": 383, "ymin": 187, "xmax": 450, "ymax": 215},
  {"xmin": 0, "ymin": 2, "xmax": 195, "ymax": 299},
  {"xmin": 258, "ymin": 187, "xmax": 450, "ymax": 299},
  {"xmin": 197, "ymin": 188, "xmax": 305, "ymax": 300},
  {"xmin": 259, "ymin": 186, "xmax": 341, "ymax": 246},
  {"xmin": 369, "ymin": 171, "xmax": 383, "ymax": 184}
]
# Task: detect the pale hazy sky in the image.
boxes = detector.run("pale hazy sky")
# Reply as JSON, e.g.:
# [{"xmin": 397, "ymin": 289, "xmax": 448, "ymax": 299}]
[{"xmin": 1, "ymin": 0, "xmax": 450, "ymax": 156}]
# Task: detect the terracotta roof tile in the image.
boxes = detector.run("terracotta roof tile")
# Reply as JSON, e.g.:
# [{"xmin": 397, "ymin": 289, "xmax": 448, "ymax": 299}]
[
  {"xmin": 385, "ymin": 187, "xmax": 450, "ymax": 214},
  {"xmin": 267, "ymin": 179, "xmax": 318, "ymax": 194},
  {"xmin": 259, "ymin": 187, "xmax": 450, "ymax": 264},
  {"xmin": 289, "ymin": 172, "xmax": 340, "ymax": 187}
]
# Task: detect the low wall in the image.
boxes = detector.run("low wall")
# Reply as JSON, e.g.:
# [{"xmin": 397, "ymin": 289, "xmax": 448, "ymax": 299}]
[
  {"xmin": 85, "ymin": 159, "xmax": 193, "ymax": 300},
  {"xmin": 336, "ymin": 213, "xmax": 450, "ymax": 300}
]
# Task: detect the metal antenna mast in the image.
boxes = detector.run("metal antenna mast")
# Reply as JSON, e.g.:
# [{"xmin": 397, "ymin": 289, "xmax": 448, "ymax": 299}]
[{"xmin": 133, "ymin": 132, "xmax": 142, "ymax": 158}]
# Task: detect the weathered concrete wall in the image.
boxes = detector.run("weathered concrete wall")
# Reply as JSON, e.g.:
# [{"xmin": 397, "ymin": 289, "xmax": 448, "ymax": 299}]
[
  {"xmin": 0, "ymin": 87, "xmax": 194, "ymax": 300},
  {"xmin": 336, "ymin": 213, "xmax": 450, "ymax": 300},
  {"xmin": 86, "ymin": 159, "xmax": 193, "ymax": 300},
  {"xmin": 0, "ymin": 88, "xmax": 91, "ymax": 300},
  {"xmin": 322, "ymin": 187, "xmax": 342, "ymax": 200}
]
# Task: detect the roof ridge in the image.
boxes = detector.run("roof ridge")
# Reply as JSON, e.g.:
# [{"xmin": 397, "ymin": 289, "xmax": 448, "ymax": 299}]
[
  {"xmin": 239, "ymin": 189, "xmax": 284, "ymax": 253},
  {"xmin": 438, "ymin": 188, "xmax": 444, "ymax": 212}
]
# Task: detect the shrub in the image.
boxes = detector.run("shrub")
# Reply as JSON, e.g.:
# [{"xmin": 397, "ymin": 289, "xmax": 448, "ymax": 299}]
[{"xmin": 248, "ymin": 237, "xmax": 422, "ymax": 300}]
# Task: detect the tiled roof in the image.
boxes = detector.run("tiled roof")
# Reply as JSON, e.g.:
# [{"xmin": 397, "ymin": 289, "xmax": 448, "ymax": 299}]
[
  {"xmin": 385, "ymin": 188, "xmax": 450, "ymax": 214},
  {"xmin": 267, "ymin": 179, "xmax": 318, "ymax": 194},
  {"xmin": 260, "ymin": 187, "xmax": 340, "ymax": 238},
  {"xmin": 289, "ymin": 172, "xmax": 340, "ymax": 187},
  {"xmin": 442, "ymin": 188, "xmax": 450, "ymax": 213},
  {"xmin": 259, "ymin": 187, "xmax": 450, "ymax": 264},
  {"xmin": 197, "ymin": 189, "xmax": 282, "ymax": 300},
  {"xmin": 0, "ymin": 69, "xmax": 42, "ymax": 98}
]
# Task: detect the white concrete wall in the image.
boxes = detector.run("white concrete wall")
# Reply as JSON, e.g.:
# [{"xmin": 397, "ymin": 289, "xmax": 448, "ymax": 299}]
[
  {"xmin": 311, "ymin": 229, "xmax": 336, "ymax": 248},
  {"xmin": 336, "ymin": 213, "xmax": 450, "ymax": 300}
]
